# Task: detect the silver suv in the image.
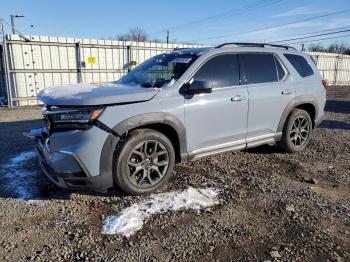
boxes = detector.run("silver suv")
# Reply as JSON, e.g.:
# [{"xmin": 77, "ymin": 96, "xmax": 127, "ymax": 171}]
[{"xmin": 28, "ymin": 43, "xmax": 327, "ymax": 195}]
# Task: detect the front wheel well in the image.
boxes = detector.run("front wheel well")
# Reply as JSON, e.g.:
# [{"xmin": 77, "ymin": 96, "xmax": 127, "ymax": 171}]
[
  {"xmin": 294, "ymin": 103, "xmax": 316, "ymax": 128},
  {"xmin": 129, "ymin": 123, "xmax": 181, "ymax": 163}
]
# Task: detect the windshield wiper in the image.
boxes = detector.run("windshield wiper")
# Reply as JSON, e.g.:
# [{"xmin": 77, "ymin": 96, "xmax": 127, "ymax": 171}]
[{"xmin": 141, "ymin": 82, "xmax": 165, "ymax": 88}]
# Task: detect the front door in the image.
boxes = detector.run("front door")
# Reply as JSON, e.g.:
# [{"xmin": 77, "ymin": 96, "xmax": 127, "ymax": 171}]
[{"xmin": 184, "ymin": 54, "xmax": 248, "ymax": 157}]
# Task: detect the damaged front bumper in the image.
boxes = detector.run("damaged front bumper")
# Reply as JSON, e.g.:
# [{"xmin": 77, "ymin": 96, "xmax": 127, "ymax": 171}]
[{"xmin": 23, "ymin": 126, "xmax": 114, "ymax": 192}]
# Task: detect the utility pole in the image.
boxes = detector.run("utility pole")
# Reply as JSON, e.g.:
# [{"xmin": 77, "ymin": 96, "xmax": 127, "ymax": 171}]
[
  {"xmin": 166, "ymin": 30, "xmax": 170, "ymax": 44},
  {"xmin": 1, "ymin": 17, "xmax": 12, "ymax": 108},
  {"xmin": 10, "ymin": 15, "xmax": 24, "ymax": 34}
]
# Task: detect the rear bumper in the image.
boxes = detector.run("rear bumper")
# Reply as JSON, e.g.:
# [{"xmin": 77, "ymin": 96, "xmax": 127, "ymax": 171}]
[{"xmin": 33, "ymin": 127, "xmax": 114, "ymax": 192}]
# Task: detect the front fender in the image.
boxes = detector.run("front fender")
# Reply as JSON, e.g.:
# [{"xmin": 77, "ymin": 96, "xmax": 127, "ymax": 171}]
[{"xmin": 99, "ymin": 112, "xmax": 188, "ymax": 186}]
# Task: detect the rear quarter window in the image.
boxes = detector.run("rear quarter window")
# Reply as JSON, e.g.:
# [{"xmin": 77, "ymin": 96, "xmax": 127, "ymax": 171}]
[{"xmin": 284, "ymin": 54, "xmax": 314, "ymax": 78}]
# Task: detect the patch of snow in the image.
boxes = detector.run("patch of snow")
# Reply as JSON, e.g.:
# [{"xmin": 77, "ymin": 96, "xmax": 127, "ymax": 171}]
[
  {"xmin": 37, "ymin": 83, "xmax": 159, "ymax": 105},
  {"xmin": 103, "ymin": 187, "xmax": 219, "ymax": 237},
  {"xmin": 37, "ymin": 83, "xmax": 100, "ymax": 100},
  {"xmin": 1, "ymin": 151, "xmax": 38, "ymax": 199}
]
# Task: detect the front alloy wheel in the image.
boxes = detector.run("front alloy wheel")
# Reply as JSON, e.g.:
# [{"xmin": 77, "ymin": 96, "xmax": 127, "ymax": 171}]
[
  {"xmin": 114, "ymin": 129, "xmax": 175, "ymax": 195},
  {"xmin": 127, "ymin": 140, "xmax": 169, "ymax": 188}
]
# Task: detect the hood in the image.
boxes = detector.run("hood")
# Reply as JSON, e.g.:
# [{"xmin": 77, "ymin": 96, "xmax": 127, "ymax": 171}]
[{"xmin": 37, "ymin": 82, "xmax": 159, "ymax": 106}]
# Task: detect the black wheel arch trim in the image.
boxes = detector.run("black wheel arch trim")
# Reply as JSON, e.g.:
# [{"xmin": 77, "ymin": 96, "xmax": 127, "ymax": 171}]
[
  {"xmin": 277, "ymin": 96, "xmax": 319, "ymax": 137},
  {"xmin": 99, "ymin": 113, "xmax": 188, "ymax": 188}
]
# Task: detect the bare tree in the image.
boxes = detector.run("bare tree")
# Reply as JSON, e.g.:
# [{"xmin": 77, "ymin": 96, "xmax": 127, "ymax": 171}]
[
  {"xmin": 116, "ymin": 27, "xmax": 149, "ymax": 42},
  {"xmin": 326, "ymin": 43, "xmax": 347, "ymax": 54},
  {"xmin": 308, "ymin": 43, "xmax": 325, "ymax": 52},
  {"xmin": 308, "ymin": 42, "xmax": 350, "ymax": 55}
]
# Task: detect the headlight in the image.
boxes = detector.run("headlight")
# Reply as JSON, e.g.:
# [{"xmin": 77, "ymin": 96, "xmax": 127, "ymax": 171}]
[
  {"xmin": 43, "ymin": 107, "xmax": 104, "ymax": 131},
  {"xmin": 55, "ymin": 109, "xmax": 103, "ymax": 123}
]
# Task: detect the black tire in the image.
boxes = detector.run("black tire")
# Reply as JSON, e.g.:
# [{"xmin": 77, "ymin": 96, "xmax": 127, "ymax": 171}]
[
  {"xmin": 277, "ymin": 109, "xmax": 312, "ymax": 153},
  {"xmin": 113, "ymin": 128, "xmax": 175, "ymax": 195}
]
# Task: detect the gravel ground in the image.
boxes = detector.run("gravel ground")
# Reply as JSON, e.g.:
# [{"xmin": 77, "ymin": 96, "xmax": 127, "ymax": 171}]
[{"xmin": 0, "ymin": 86, "xmax": 349, "ymax": 261}]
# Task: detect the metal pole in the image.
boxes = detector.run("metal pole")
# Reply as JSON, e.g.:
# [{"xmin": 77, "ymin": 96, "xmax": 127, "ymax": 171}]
[
  {"xmin": 334, "ymin": 55, "xmax": 340, "ymax": 86},
  {"xmin": 10, "ymin": 15, "xmax": 15, "ymax": 34},
  {"xmin": 75, "ymin": 42, "xmax": 82, "ymax": 83},
  {"xmin": 1, "ymin": 18, "xmax": 12, "ymax": 108},
  {"xmin": 10, "ymin": 15, "xmax": 24, "ymax": 35},
  {"xmin": 166, "ymin": 30, "xmax": 169, "ymax": 44},
  {"xmin": 127, "ymin": 45, "xmax": 131, "ymax": 72}
]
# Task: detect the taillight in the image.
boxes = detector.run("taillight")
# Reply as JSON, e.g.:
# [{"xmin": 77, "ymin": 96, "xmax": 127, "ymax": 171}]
[{"xmin": 322, "ymin": 79, "xmax": 328, "ymax": 89}]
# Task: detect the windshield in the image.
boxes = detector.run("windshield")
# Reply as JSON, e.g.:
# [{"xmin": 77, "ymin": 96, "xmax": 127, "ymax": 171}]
[{"xmin": 116, "ymin": 52, "xmax": 198, "ymax": 88}]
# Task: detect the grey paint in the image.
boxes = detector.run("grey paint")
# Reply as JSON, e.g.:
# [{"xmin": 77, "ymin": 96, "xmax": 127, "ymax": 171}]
[{"xmin": 35, "ymin": 46, "xmax": 327, "ymax": 192}]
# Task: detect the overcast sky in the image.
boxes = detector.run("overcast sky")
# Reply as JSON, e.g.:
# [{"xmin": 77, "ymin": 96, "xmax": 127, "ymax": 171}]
[{"xmin": 1, "ymin": 0, "xmax": 350, "ymax": 48}]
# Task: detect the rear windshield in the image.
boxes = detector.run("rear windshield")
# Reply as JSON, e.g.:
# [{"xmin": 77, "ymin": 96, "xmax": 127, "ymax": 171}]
[{"xmin": 284, "ymin": 54, "xmax": 314, "ymax": 78}]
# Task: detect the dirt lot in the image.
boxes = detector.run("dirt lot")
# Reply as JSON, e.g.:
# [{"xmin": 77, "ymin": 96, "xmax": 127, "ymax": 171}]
[{"xmin": 0, "ymin": 86, "xmax": 349, "ymax": 261}]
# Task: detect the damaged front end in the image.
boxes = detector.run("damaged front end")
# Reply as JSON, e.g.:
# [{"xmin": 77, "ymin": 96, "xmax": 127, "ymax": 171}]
[{"xmin": 23, "ymin": 105, "xmax": 116, "ymax": 192}]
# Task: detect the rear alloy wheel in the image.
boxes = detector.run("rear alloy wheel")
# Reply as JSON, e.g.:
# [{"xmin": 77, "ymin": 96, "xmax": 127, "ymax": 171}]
[
  {"xmin": 289, "ymin": 115, "xmax": 310, "ymax": 148},
  {"xmin": 114, "ymin": 129, "xmax": 175, "ymax": 195},
  {"xmin": 277, "ymin": 109, "xmax": 312, "ymax": 153}
]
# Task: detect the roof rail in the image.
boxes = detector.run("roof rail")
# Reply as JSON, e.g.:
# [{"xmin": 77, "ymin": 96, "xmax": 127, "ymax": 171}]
[{"xmin": 216, "ymin": 42, "xmax": 296, "ymax": 50}]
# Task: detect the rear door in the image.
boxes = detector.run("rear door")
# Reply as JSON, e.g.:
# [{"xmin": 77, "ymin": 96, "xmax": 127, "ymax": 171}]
[
  {"xmin": 239, "ymin": 53, "xmax": 295, "ymax": 146},
  {"xmin": 184, "ymin": 54, "xmax": 248, "ymax": 155}
]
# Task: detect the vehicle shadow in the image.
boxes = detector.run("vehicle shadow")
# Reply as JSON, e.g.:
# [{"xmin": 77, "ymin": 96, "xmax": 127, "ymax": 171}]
[
  {"xmin": 0, "ymin": 119, "xmax": 46, "ymax": 164},
  {"xmin": 245, "ymin": 145, "xmax": 284, "ymax": 155},
  {"xmin": 325, "ymin": 100, "xmax": 350, "ymax": 114},
  {"xmin": 319, "ymin": 120, "xmax": 350, "ymax": 130},
  {"xmin": 0, "ymin": 162, "xmax": 128, "ymax": 201}
]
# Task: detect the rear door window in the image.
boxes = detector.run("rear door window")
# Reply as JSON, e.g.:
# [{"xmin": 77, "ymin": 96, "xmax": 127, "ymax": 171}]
[
  {"xmin": 192, "ymin": 54, "xmax": 240, "ymax": 88},
  {"xmin": 239, "ymin": 53, "xmax": 278, "ymax": 84},
  {"xmin": 284, "ymin": 54, "xmax": 314, "ymax": 77}
]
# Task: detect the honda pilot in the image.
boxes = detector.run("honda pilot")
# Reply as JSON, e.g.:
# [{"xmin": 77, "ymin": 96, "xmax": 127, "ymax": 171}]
[{"xmin": 27, "ymin": 43, "xmax": 327, "ymax": 195}]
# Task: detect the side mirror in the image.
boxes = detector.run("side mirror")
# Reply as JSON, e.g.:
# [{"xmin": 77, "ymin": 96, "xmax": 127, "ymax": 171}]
[{"xmin": 185, "ymin": 80, "xmax": 213, "ymax": 95}]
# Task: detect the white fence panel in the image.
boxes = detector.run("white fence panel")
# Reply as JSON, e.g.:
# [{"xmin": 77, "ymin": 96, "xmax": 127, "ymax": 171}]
[
  {"xmin": 3, "ymin": 34, "xmax": 201, "ymax": 106},
  {"xmin": 2, "ymin": 35, "xmax": 349, "ymax": 107},
  {"xmin": 308, "ymin": 52, "xmax": 350, "ymax": 86}
]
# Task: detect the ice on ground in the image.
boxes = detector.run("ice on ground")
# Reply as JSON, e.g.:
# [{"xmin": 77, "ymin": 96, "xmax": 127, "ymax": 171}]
[
  {"xmin": 3, "ymin": 151, "xmax": 37, "ymax": 168},
  {"xmin": 0, "ymin": 151, "xmax": 37, "ymax": 199},
  {"xmin": 103, "ymin": 187, "xmax": 219, "ymax": 237}
]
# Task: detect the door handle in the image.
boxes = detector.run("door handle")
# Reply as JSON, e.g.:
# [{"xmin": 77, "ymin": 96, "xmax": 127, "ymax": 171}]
[
  {"xmin": 231, "ymin": 95, "xmax": 246, "ymax": 102},
  {"xmin": 281, "ymin": 89, "xmax": 292, "ymax": 95}
]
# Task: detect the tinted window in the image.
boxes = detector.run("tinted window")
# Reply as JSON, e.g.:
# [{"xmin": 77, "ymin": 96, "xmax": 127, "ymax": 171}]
[
  {"xmin": 192, "ymin": 54, "xmax": 239, "ymax": 88},
  {"xmin": 240, "ymin": 53, "xmax": 278, "ymax": 84},
  {"xmin": 284, "ymin": 54, "xmax": 314, "ymax": 77},
  {"xmin": 274, "ymin": 56, "xmax": 286, "ymax": 81}
]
